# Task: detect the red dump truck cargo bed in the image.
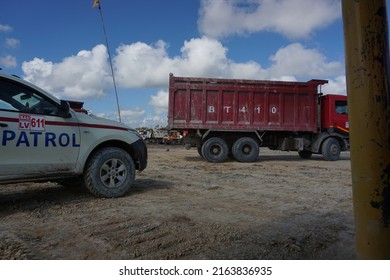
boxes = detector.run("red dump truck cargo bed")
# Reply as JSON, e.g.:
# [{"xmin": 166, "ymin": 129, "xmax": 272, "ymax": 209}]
[{"xmin": 168, "ymin": 74, "xmax": 328, "ymax": 132}]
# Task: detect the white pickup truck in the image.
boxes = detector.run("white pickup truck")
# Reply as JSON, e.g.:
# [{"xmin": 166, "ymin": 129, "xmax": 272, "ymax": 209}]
[{"xmin": 0, "ymin": 72, "xmax": 147, "ymax": 198}]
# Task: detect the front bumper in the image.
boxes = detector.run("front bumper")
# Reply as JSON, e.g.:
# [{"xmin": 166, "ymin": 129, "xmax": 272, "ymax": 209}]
[{"xmin": 131, "ymin": 138, "xmax": 148, "ymax": 171}]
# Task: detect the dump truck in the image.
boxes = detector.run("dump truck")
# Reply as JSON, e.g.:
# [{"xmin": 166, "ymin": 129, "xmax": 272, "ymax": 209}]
[{"xmin": 168, "ymin": 74, "xmax": 349, "ymax": 162}]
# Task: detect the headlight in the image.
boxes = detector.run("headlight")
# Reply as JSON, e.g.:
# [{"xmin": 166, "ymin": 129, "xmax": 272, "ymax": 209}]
[{"xmin": 129, "ymin": 129, "xmax": 143, "ymax": 140}]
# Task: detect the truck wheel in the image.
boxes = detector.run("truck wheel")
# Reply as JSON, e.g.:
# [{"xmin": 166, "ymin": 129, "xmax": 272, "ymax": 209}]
[
  {"xmin": 201, "ymin": 137, "xmax": 228, "ymax": 163},
  {"xmin": 298, "ymin": 150, "xmax": 312, "ymax": 159},
  {"xmin": 321, "ymin": 138, "xmax": 341, "ymax": 161},
  {"xmin": 232, "ymin": 137, "xmax": 259, "ymax": 162},
  {"xmin": 84, "ymin": 147, "xmax": 135, "ymax": 197}
]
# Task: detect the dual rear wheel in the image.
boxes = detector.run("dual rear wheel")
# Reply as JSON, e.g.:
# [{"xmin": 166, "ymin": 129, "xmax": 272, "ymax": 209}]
[
  {"xmin": 200, "ymin": 136, "xmax": 341, "ymax": 162},
  {"xmin": 201, "ymin": 137, "xmax": 259, "ymax": 163}
]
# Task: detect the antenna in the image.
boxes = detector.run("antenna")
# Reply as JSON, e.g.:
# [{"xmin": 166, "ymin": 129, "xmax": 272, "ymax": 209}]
[{"xmin": 93, "ymin": 0, "xmax": 122, "ymax": 122}]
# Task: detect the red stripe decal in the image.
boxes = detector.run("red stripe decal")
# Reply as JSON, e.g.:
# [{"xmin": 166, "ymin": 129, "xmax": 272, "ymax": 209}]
[{"xmin": 0, "ymin": 116, "xmax": 128, "ymax": 131}]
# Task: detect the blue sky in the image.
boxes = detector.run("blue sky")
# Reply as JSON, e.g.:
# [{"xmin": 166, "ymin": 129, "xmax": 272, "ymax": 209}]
[{"xmin": 1, "ymin": 0, "xmax": 348, "ymax": 128}]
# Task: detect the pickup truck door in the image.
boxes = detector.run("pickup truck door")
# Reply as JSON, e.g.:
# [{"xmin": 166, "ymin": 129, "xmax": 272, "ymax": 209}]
[{"xmin": 0, "ymin": 77, "xmax": 81, "ymax": 181}]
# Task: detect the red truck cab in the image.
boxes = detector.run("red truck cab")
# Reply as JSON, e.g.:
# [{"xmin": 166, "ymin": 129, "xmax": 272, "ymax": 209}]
[{"xmin": 321, "ymin": 94, "xmax": 349, "ymax": 134}]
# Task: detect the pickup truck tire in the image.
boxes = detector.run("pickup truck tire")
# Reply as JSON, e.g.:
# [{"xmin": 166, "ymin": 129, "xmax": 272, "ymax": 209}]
[
  {"xmin": 232, "ymin": 137, "xmax": 259, "ymax": 162},
  {"xmin": 84, "ymin": 147, "xmax": 135, "ymax": 197},
  {"xmin": 321, "ymin": 138, "xmax": 341, "ymax": 161},
  {"xmin": 201, "ymin": 137, "xmax": 228, "ymax": 163}
]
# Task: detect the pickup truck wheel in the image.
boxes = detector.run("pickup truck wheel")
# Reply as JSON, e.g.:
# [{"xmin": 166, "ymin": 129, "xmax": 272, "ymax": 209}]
[
  {"xmin": 84, "ymin": 147, "xmax": 135, "ymax": 197},
  {"xmin": 321, "ymin": 138, "xmax": 341, "ymax": 161},
  {"xmin": 201, "ymin": 137, "xmax": 228, "ymax": 163},
  {"xmin": 232, "ymin": 137, "xmax": 259, "ymax": 162},
  {"xmin": 298, "ymin": 150, "xmax": 312, "ymax": 159}
]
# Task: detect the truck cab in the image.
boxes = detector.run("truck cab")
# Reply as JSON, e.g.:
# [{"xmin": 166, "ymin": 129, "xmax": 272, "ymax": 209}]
[
  {"xmin": 302, "ymin": 94, "xmax": 349, "ymax": 161},
  {"xmin": 320, "ymin": 94, "xmax": 349, "ymax": 134}
]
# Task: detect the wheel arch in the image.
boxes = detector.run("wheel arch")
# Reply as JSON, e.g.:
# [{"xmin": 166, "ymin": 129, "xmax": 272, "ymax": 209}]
[
  {"xmin": 201, "ymin": 130, "xmax": 261, "ymax": 147},
  {"xmin": 312, "ymin": 133, "xmax": 348, "ymax": 153},
  {"xmin": 83, "ymin": 139, "xmax": 147, "ymax": 173}
]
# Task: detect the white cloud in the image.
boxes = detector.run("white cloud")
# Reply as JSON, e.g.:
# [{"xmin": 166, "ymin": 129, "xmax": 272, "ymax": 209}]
[
  {"xmin": 5, "ymin": 38, "xmax": 20, "ymax": 48},
  {"xmin": 114, "ymin": 40, "xmax": 173, "ymax": 88},
  {"xmin": 20, "ymin": 38, "xmax": 344, "ymax": 127},
  {"xmin": 114, "ymin": 36, "xmax": 267, "ymax": 86},
  {"xmin": 94, "ymin": 108, "xmax": 145, "ymax": 127},
  {"xmin": 22, "ymin": 45, "xmax": 111, "ymax": 99},
  {"xmin": 120, "ymin": 108, "xmax": 146, "ymax": 118},
  {"xmin": 198, "ymin": 0, "xmax": 341, "ymax": 39},
  {"xmin": 268, "ymin": 43, "xmax": 344, "ymax": 79},
  {"xmin": 0, "ymin": 55, "xmax": 17, "ymax": 68},
  {"xmin": 177, "ymin": 37, "xmax": 229, "ymax": 76},
  {"xmin": 0, "ymin": 25, "xmax": 18, "ymax": 69},
  {"xmin": 149, "ymin": 90, "xmax": 168, "ymax": 115},
  {"xmin": 323, "ymin": 75, "xmax": 346, "ymax": 95},
  {"xmin": 20, "ymin": 38, "xmax": 343, "ymax": 95},
  {"xmin": 0, "ymin": 24, "xmax": 13, "ymax": 32}
]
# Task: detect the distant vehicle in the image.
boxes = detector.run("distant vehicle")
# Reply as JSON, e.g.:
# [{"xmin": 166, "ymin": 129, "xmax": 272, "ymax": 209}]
[
  {"xmin": 163, "ymin": 130, "xmax": 182, "ymax": 145},
  {"xmin": 140, "ymin": 128, "xmax": 167, "ymax": 144},
  {"xmin": 168, "ymin": 74, "xmax": 349, "ymax": 162},
  {"xmin": 0, "ymin": 72, "xmax": 147, "ymax": 197}
]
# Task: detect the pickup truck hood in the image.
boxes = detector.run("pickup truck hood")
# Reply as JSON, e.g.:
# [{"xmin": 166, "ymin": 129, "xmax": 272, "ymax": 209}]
[{"xmin": 73, "ymin": 111, "xmax": 132, "ymax": 131}]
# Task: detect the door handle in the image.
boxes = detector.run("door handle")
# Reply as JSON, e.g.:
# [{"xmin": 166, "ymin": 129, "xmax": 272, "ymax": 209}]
[{"xmin": 0, "ymin": 123, "xmax": 8, "ymax": 127}]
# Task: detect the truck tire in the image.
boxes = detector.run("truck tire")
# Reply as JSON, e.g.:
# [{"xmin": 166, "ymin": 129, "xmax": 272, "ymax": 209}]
[
  {"xmin": 84, "ymin": 147, "xmax": 135, "ymax": 197},
  {"xmin": 232, "ymin": 137, "xmax": 259, "ymax": 162},
  {"xmin": 321, "ymin": 137, "xmax": 341, "ymax": 161},
  {"xmin": 298, "ymin": 150, "xmax": 312, "ymax": 159},
  {"xmin": 201, "ymin": 137, "xmax": 229, "ymax": 163}
]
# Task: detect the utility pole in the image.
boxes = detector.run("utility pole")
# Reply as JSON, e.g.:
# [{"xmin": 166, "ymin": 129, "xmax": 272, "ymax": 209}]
[
  {"xmin": 342, "ymin": 0, "xmax": 390, "ymax": 259},
  {"xmin": 93, "ymin": 0, "xmax": 122, "ymax": 122}
]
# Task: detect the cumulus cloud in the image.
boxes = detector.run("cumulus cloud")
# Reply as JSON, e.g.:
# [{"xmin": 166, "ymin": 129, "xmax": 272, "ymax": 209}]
[
  {"xmin": 0, "ymin": 25, "xmax": 19, "ymax": 69},
  {"xmin": 268, "ymin": 43, "xmax": 344, "ymax": 79},
  {"xmin": 114, "ymin": 36, "xmax": 267, "ymax": 87},
  {"xmin": 0, "ymin": 55, "xmax": 17, "ymax": 68},
  {"xmin": 198, "ymin": 0, "xmax": 341, "ymax": 39},
  {"xmin": 22, "ymin": 45, "xmax": 111, "ymax": 99},
  {"xmin": 94, "ymin": 107, "xmax": 146, "ymax": 127},
  {"xmin": 20, "ymin": 38, "xmax": 345, "ymax": 126},
  {"xmin": 114, "ymin": 40, "xmax": 174, "ymax": 88},
  {"xmin": 0, "ymin": 24, "xmax": 13, "ymax": 32},
  {"xmin": 5, "ymin": 38, "xmax": 20, "ymax": 48},
  {"xmin": 323, "ymin": 75, "xmax": 346, "ymax": 95},
  {"xmin": 120, "ymin": 107, "xmax": 146, "ymax": 118},
  {"xmin": 149, "ymin": 90, "xmax": 169, "ymax": 115}
]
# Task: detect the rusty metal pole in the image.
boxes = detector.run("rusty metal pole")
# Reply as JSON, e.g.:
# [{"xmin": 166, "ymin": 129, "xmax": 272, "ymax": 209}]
[{"xmin": 342, "ymin": 0, "xmax": 390, "ymax": 259}]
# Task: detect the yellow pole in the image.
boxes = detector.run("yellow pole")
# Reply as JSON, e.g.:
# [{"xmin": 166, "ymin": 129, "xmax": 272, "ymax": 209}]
[{"xmin": 342, "ymin": 0, "xmax": 390, "ymax": 259}]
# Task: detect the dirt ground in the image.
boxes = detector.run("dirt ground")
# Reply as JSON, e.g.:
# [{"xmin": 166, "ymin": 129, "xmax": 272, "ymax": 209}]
[{"xmin": 0, "ymin": 144, "xmax": 355, "ymax": 260}]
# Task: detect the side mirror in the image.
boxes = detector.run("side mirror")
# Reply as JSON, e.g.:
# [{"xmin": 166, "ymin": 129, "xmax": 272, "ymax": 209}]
[{"xmin": 59, "ymin": 100, "xmax": 71, "ymax": 118}]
